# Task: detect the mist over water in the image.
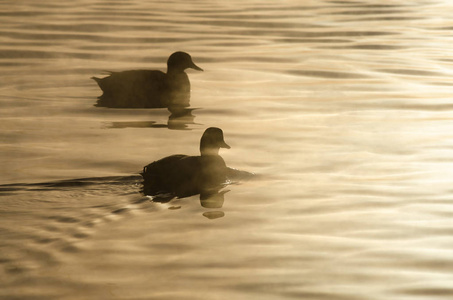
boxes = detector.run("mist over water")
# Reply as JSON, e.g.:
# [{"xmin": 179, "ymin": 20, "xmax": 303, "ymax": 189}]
[{"xmin": 2, "ymin": 0, "xmax": 453, "ymax": 299}]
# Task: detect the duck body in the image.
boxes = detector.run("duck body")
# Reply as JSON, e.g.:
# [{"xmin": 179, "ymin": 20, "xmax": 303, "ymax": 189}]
[
  {"xmin": 92, "ymin": 51, "xmax": 202, "ymax": 108},
  {"xmin": 141, "ymin": 154, "xmax": 228, "ymax": 198},
  {"xmin": 141, "ymin": 127, "xmax": 231, "ymax": 198}
]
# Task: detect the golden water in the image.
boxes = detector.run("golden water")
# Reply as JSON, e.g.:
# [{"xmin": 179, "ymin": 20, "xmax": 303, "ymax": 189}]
[{"xmin": 2, "ymin": 0, "xmax": 453, "ymax": 299}]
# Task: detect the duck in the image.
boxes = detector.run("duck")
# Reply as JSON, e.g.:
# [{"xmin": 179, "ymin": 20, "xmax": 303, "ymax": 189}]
[
  {"xmin": 92, "ymin": 51, "xmax": 203, "ymax": 109},
  {"xmin": 141, "ymin": 127, "xmax": 231, "ymax": 198}
]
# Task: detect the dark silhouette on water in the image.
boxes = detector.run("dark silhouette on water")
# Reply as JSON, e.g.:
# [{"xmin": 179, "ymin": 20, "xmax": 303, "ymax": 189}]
[
  {"xmin": 108, "ymin": 108, "xmax": 198, "ymax": 131},
  {"xmin": 141, "ymin": 127, "xmax": 230, "ymax": 199},
  {"xmin": 141, "ymin": 127, "xmax": 252, "ymax": 201},
  {"xmin": 167, "ymin": 108, "xmax": 197, "ymax": 130},
  {"xmin": 92, "ymin": 51, "xmax": 203, "ymax": 109}
]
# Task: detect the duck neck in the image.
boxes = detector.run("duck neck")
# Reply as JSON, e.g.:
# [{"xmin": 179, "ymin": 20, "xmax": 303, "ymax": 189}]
[
  {"xmin": 167, "ymin": 65, "xmax": 185, "ymax": 75},
  {"xmin": 200, "ymin": 147, "xmax": 220, "ymax": 156}
]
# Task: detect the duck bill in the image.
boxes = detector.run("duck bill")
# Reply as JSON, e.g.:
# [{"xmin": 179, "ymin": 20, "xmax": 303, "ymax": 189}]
[
  {"xmin": 190, "ymin": 62, "xmax": 203, "ymax": 71},
  {"xmin": 220, "ymin": 141, "xmax": 231, "ymax": 149}
]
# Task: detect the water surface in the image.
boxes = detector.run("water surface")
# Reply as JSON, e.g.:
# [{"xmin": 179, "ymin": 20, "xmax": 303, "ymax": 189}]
[{"xmin": 2, "ymin": 0, "xmax": 453, "ymax": 299}]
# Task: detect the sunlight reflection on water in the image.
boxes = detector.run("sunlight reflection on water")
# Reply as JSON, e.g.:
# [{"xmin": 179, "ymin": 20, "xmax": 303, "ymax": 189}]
[{"xmin": 2, "ymin": 0, "xmax": 453, "ymax": 299}]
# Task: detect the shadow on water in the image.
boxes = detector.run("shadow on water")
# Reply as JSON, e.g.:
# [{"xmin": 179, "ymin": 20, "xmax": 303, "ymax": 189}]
[
  {"xmin": 108, "ymin": 108, "xmax": 198, "ymax": 130},
  {"xmin": 143, "ymin": 168, "xmax": 252, "ymax": 220},
  {"xmin": 149, "ymin": 185, "xmax": 229, "ymax": 220}
]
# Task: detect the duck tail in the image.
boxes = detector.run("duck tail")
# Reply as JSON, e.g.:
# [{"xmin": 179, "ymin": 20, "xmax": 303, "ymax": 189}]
[
  {"xmin": 91, "ymin": 76, "xmax": 101, "ymax": 84},
  {"xmin": 141, "ymin": 165, "xmax": 154, "ymax": 183},
  {"xmin": 140, "ymin": 166, "xmax": 148, "ymax": 177}
]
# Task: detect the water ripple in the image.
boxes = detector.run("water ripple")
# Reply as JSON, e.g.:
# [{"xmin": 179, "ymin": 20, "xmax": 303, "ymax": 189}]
[{"xmin": 287, "ymin": 69, "xmax": 369, "ymax": 79}]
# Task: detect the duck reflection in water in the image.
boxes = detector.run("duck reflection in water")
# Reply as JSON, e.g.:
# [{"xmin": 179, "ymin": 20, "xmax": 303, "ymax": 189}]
[
  {"xmin": 141, "ymin": 127, "xmax": 253, "ymax": 210},
  {"xmin": 92, "ymin": 51, "xmax": 203, "ymax": 110},
  {"xmin": 109, "ymin": 108, "xmax": 197, "ymax": 130}
]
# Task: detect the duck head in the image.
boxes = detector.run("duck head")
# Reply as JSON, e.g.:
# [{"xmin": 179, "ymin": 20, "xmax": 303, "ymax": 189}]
[
  {"xmin": 200, "ymin": 127, "xmax": 230, "ymax": 156},
  {"xmin": 167, "ymin": 51, "xmax": 203, "ymax": 73}
]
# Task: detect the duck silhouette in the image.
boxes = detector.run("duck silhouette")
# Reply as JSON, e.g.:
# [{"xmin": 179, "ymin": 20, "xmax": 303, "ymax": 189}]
[
  {"xmin": 92, "ymin": 51, "xmax": 203, "ymax": 109},
  {"xmin": 141, "ymin": 127, "xmax": 231, "ymax": 199}
]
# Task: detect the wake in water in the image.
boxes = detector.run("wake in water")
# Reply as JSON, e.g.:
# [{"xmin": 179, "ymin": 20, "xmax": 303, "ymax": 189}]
[
  {"xmin": 0, "ymin": 171, "xmax": 254, "ymax": 224},
  {"xmin": 0, "ymin": 170, "xmax": 254, "ymax": 202},
  {"xmin": 0, "ymin": 175, "xmax": 143, "ymax": 194}
]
